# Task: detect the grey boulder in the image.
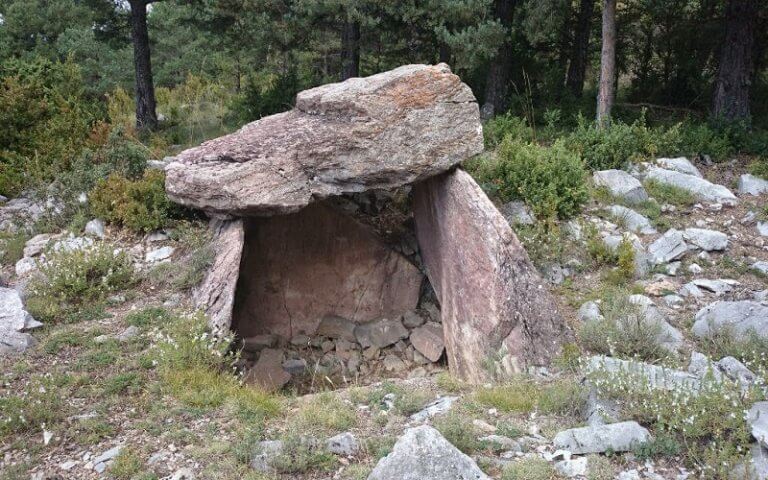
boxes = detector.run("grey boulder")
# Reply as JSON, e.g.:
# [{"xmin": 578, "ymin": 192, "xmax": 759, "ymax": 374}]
[
  {"xmin": 593, "ymin": 170, "xmax": 649, "ymax": 204},
  {"xmin": 644, "ymin": 167, "xmax": 738, "ymax": 206},
  {"xmin": 553, "ymin": 421, "xmax": 651, "ymax": 455},
  {"xmin": 738, "ymin": 174, "xmax": 768, "ymax": 196},
  {"xmin": 609, "ymin": 205, "xmax": 657, "ymax": 235},
  {"xmin": 367, "ymin": 425, "xmax": 490, "ymax": 480},
  {"xmin": 354, "ymin": 318, "xmax": 409, "ymax": 349},
  {"xmin": 0, "ymin": 328, "xmax": 36, "ymax": 355},
  {"xmin": 692, "ymin": 301, "xmax": 768, "ymax": 341},
  {"xmin": 748, "ymin": 402, "xmax": 768, "ymax": 449},
  {"xmin": 655, "ymin": 157, "xmax": 702, "ymax": 177},
  {"xmin": 683, "ymin": 228, "xmax": 728, "ymax": 251},
  {"xmin": 0, "ymin": 287, "xmax": 38, "ymax": 332},
  {"xmin": 648, "ymin": 229, "xmax": 689, "ymax": 265}
]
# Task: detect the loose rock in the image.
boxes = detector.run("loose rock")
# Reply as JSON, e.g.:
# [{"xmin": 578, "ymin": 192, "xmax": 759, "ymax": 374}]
[
  {"xmin": 738, "ymin": 174, "xmax": 768, "ymax": 196},
  {"xmin": 683, "ymin": 228, "xmax": 728, "ymax": 251},
  {"xmin": 593, "ymin": 170, "xmax": 649, "ymax": 204},
  {"xmin": 553, "ymin": 421, "xmax": 651, "ymax": 454},
  {"xmin": 648, "ymin": 229, "xmax": 689, "ymax": 265},
  {"xmin": 645, "ymin": 167, "xmax": 738, "ymax": 206},
  {"xmin": 692, "ymin": 301, "xmax": 768, "ymax": 341}
]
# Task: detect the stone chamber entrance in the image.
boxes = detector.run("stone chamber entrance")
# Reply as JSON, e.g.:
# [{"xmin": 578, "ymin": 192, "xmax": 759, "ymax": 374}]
[{"xmin": 231, "ymin": 190, "xmax": 448, "ymax": 392}]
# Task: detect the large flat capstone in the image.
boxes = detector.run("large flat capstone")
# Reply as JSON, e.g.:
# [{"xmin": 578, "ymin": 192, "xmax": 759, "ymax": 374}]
[
  {"xmin": 413, "ymin": 168, "xmax": 566, "ymax": 382},
  {"xmin": 165, "ymin": 64, "xmax": 483, "ymax": 216}
]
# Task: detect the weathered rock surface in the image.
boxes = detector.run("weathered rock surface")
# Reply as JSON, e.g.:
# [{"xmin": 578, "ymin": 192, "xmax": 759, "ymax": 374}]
[
  {"xmin": 593, "ymin": 170, "xmax": 649, "ymax": 204},
  {"xmin": 0, "ymin": 287, "xmax": 38, "ymax": 332},
  {"xmin": 243, "ymin": 348, "xmax": 291, "ymax": 392},
  {"xmin": 716, "ymin": 356, "xmax": 756, "ymax": 389},
  {"xmin": 683, "ymin": 228, "xmax": 729, "ymax": 251},
  {"xmin": 500, "ymin": 201, "xmax": 535, "ymax": 225},
  {"xmin": 234, "ymin": 204, "xmax": 422, "ymax": 338},
  {"xmin": 0, "ymin": 327, "xmax": 36, "ymax": 355},
  {"xmin": 367, "ymin": 425, "xmax": 490, "ymax": 480},
  {"xmin": 692, "ymin": 278, "xmax": 738, "ymax": 295},
  {"xmin": 84, "ymin": 219, "xmax": 106, "ymax": 239},
  {"xmin": 609, "ymin": 205, "xmax": 657, "ymax": 235},
  {"xmin": 354, "ymin": 318, "xmax": 410, "ymax": 349},
  {"xmin": 315, "ymin": 315, "xmax": 357, "ymax": 342},
  {"xmin": 326, "ymin": 432, "xmax": 359, "ymax": 456},
  {"xmin": 692, "ymin": 301, "xmax": 768, "ymax": 341},
  {"xmin": 410, "ymin": 396, "xmax": 458, "ymax": 422},
  {"xmin": 752, "ymin": 261, "xmax": 768, "ymax": 276},
  {"xmin": 645, "ymin": 167, "xmax": 738, "ymax": 205},
  {"xmin": 587, "ymin": 356, "xmax": 701, "ymax": 391},
  {"xmin": 648, "ymin": 229, "xmax": 689, "ymax": 265},
  {"xmin": 627, "ymin": 295, "xmax": 684, "ymax": 353},
  {"xmin": 748, "ymin": 402, "xmax": 768, "ymax": 449},
  {"xmin": 165, "ymin": 64, "xmax": 483, "ymax": 216},
  {"xmin": 193, "ymin": 219, "xmax": 244, "ymax": 332},
  {"xmin": 413, "ymin": 168, "xmax": 566, "ymax": 382},
  {"xmin": 409, "ymin": 322, "xmax": 445, "ymax": 362},
  {"xmin": 656, "ymin": 157, "xmax": 702, "ymax": 177},
  {"xmin": 738, "ymin": 174, "xmax": 768, "ymax": 196},
  {"xmin": 553, "ymin": 421, "xmax": 651, "ymax": 454}
]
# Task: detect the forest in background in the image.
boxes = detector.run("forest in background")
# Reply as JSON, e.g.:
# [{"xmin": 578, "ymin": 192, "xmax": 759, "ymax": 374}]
[{"xmin": 1, "ymin": 0, "xmax": 768, "ymax": 211}]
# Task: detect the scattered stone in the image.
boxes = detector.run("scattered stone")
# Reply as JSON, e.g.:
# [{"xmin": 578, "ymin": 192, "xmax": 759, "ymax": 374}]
[
  {"xmin": 0, "ymin": 287, "xmax": 38, "ymax": 332},
  {"xmin": 170, "ymin": 468, "xmax": 195, "ymax": 480},
  {"xmin": 594, "ymin": 170, "xmax": 649, "ymax": 204},
  {"xmin": 627, "ymin": 295, "xmax": 684, "ymax": 353},
  {"xmin": 585, "ymin": 388, "xmax": 619, "ymax": 426},
  {"xmin": 290, "ymin": 334, "xmax": 310, "ymax": 346},
  {"xmin": 693, "ymin": 278, "xmax": 740, "ymax": 295},
  {"xmin": 146, "ymin": 231, "xmax": 170, "ymax": 243},
  {"xmin": 738, "ymin": 174, "xmax": 768, "ymax": 196},
  {"xmin": 553, "ymin": 421, "xmax": 651, "ymax": 454},
  {"xmin": 59, "ymin": 460, "xmax": 77, "ymax": 471},
  {"xmin": 367, "ymin": 425, "xmax": 491, "ymax": 480},
  {"xmin": 402, "ymin": 311, "xmax": 425, "ymax": 329},
  {"xmin": 692, "ymin": 301, "xmax": 768, "ymax": 341},
  {"xmin": 23, "ymin": 233, "xmax": 54, "ymax": 257},
  {"xmin": 648, "ymin": 229, "xmax": 689, "ymax": 265},
  {"xmin": 52, "ymin": 235, "xmax": 94, "ymax": 253},
  {"xmin": 92, "ymin": 446, "xmax": 121, "ymax": 470},
  {"xmin": 479, "ymin": 435, "xmax": 521, "ymax": 452},
  {"xmin": 115, "ymin": 326, "xmax": 139, "ymax": 343},
  {"xmin": 715, "ymin": 356, "xmax": 756, "ymax": 388},
  {"xmin": 752, "ymin": 261, "xmax": 768, "ymax": 275},
  {"xmin": 282, "ymin": 358, "xmax": 308, "ymax": 375},
  {"xmin": 679, "ymin": 282, "xmax": 704, "ymax": 298},
  {"xmin": 601, "ymin": 232, "xmax": 651, "ymax": 276},
  {"xmin": 410, "ymin": 396, "xmax": 459, "ymax": 422},
  {"xmin": 554, "ymin": 456, "xmax": 589, "ymax": 478},
  {"xmin": 645, "ymin": 166, "xmax": 738, "ymax": 206},
  {"xmin": 0, "ymin": 327, "xmax": 36, "ymax": 355},
  {"xmin": 664, "ymin": 294, "xmax": 684, "ymax": 307},
  {"xmin": 145, "ymin": 246, "xmax": 175, "ymax": 263},
  {"xmin": 382, "ymin": 354, "xmax": 407, "ymax": 373},
  {"xmin": 665, "ymin": 261, "xmax": 681, "ymax": 275},
  {"xmin": 609, "ymin": 205, "xmax": 658, "ymax": 235},
  {"xmin": 656, "ymin": 157, "xmax": 702, "ymax": 177},
  {"xmin": 250, "ymin": 440, "xmax": 283, "ymax": 473},
  {"xmin": 578, "ymin": 301, "xmax": 603, "ymax": 323},
  {"xmin": 748, "ymin": 402, "xmax": 768, "ymax": 449},
  {"xmin": 354, "ymin": 318, "xmax": 409, "ymax": 349},
  {"xmin": 688, "ymin": 351, "xmax": 723, "ymax": 381},
  {"xmin": 472, "ymin": 419, "xmax": 497, "ymax": 433},
  {"xmin": 587, "ymin": 356, "xmax": 700, "ymax": 392},
  {"xmin": 688, "ymin": 263, "xmax": 703, "ymax": 274},
  {"xmin": 242, "ymin": 334, "xmax": 278, "ymax": 352},
  {"xmin": 315, "ymin": 315, "xmax": 357, "ymax": 341},
  {"xmin": 326, "ymin": 432, "xmax": 359, "ymax": 456},
  {"xmin": 758, "ymin": 222, "xmax": 768, "ymax": 237},
  {"xmin": 410, "ymin": 322, "xmax": 445, "ymax": 362},
  {"xmin": 14, "ymin": 257, "xmax": 37, "ymax": 277},
  {"xmin": 244, "ymin": 348, "xmax": 291, "ymax": 391},
  {"xmin": 501, "ymin": 200, "xmax": 535, "ymax": 225},
  {"xmin": 683, "ymin": 228, "xmax": 728, "ymax": 251},
  {"xmin": 84, "ymin": 219, "xmax": 106, "ymax": 239}
]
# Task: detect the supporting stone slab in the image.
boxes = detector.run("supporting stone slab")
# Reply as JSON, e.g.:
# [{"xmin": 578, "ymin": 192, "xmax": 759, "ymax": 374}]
[
  {"xmin": 412, "ymin": 168, "xmax": 567, "ymax": 382},
  {"xmin": 193, "ymin": 219, "xmax": 245, "ymax": 333}
]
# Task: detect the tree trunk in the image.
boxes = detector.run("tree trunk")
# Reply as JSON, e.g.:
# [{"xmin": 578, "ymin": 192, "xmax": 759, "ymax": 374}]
[
  {"xmin": 596, "ymin": 0, "xmax": 616, "ymax": 127},
  {"xmin": 341, "ymin": 20, "xmax": 361, "ymax": 80},
  {"xmin": 129, "ymin": 0, "xmax": 158, "ymax": 132},
  {"xmin": 712, "ymin": 0, "xmax": 756, "ymax": 123},
  {"xmin": 566, "ymin": 0, "xmax": 594, "ymax": 98},
  {"xmin": 482, "ymin": 0, "xmax": 516, "ymax": 118}
]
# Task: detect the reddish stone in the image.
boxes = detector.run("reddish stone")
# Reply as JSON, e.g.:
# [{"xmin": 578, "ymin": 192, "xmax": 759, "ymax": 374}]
[
  {"xmin": 233, "ymin": 203, "xmax": 423, "ymax": 339},
  {"xmin": 412, "ymin": 169, "xmax": 567, "ymax": 382},
  {"xmin": 244, "ymin": 348, "xmax": 291, "ymax": 392},
  {"xmin": 410, "ymin": 322, "xmax": 445, "ymax": 362}
]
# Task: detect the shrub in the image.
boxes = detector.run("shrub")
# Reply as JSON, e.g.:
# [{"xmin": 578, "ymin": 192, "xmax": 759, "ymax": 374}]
[
  {"xmin": 0, "ymin": 231, "xmax": 28, "ymax": 266},
  {"xmin": 483, "ymin": 114, "xmax": 535, "ymax": 148},
  {"xmin": 749, "ymin": 157, "xmax": 768, "ymax": 180},
  {"xmin": 564, "ymin": 116, "xmax": 679, "ymax": 171},
  {"xmin": 502, "ymin": 457, "xmax": 562, "ymax": 480},
  {"xmin": 26, "ymin": 244, "xmax": 135, "ymax": 323},
  {"xmin": 433, "ymin": 412, "xmax": 480, "ymax": 454},
  {"xmin": 468, "ymin": 138, "xmax": 588, "ymax": 220},
  {"xmin": 578, "ymin": 287, "xmax": 671, "ymax": 361},
  {"xmin": 90, "ymin": 169, "xmax": 174, "ymax": 232},
  {"xmin": 474, "ymin": 378, "xmax": 541, "ymax": 413}
]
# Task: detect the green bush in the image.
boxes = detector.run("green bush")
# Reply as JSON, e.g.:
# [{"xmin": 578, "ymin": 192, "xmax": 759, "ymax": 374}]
[
  {"xmin": 0, "ymin": 57, "xmax": 97, "ymax": 196},
  {"xmin": 564, "ymin": 116, "xmax": 680, "ymax": 171},
  {"xmin": 26, "ymin": 244, "xmax": 135, "ymax": 323},
  {"xmin": 749, "ymin": 157, "xmax": 768, "ymax": 180},
  {"xmin": 483, "ymin": 114, "xmax": 535, "ymax": 148},
  {"xmin": 90, "ymin": 169, "xmax": 174, "ymax": 232},
  {"xmin": 468, "ymin": 138, "xmax": 588, "ymax": 220}
]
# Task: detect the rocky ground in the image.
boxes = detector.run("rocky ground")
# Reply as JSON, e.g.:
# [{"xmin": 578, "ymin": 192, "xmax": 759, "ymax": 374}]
[{"xmin": 1, "ymin": 156, "xmax": 768, "ymax": 480}]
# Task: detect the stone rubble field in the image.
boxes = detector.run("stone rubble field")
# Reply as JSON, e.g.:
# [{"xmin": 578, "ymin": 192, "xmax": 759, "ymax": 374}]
[{"xmin": 1, "ymin": 152, "xmax": 768, "ymax": 480}]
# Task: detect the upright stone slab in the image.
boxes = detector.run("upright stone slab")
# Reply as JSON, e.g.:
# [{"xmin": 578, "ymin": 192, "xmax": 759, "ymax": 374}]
[
  {"xmin": 193, "ymin": 219, "xmax": 244, "ymax": 333},
  {"xmin": 413, "ymin": 168, "xmax": 566, "ymax": 382}
]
